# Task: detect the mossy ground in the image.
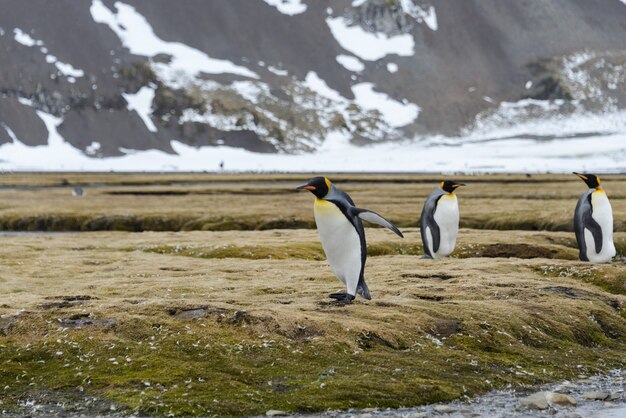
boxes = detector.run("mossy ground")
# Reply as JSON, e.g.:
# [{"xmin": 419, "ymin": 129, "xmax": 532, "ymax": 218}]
[{"xmin": 1, "ymin": 174, "xmax": 625, "ymax": 416}]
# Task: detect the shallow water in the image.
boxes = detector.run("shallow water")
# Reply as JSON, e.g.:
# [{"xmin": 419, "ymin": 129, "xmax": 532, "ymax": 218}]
[
  {"xmin": 287, "ymin": 370, "xmax": 625, "ymax": 418},
  {"xmin": 0, "ymin": 231, "xmax": 77, "ymax": 236}
]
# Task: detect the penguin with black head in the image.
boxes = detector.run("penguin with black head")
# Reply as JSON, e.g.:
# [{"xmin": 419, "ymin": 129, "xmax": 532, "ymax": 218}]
[
  {"xmin": 420, "ymin": 180, "xmax": 465, "ymax": 259},
  {"xmin": 573, "ymin": 172, "xmax": 615, "ymax": 263},
  {"xmin": 296, "ymin": 177, "xmax": 403, "ymax": 304}
]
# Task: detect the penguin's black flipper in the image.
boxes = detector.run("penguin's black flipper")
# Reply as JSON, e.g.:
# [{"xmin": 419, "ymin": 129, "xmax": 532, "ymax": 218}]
[
  {"xmin": 420, "ymin": 194, "xmax": 443, "ymax": 255},
  {"xmin": 574, "ymin": 192, "xmax": 603, "ymax": 258},
  {"xmin": 583, "ymin": 210, "xmax": 603, "ymax": 254},
  {"xmin": 349, "ymin": 207, "xmax": 404, "ymax": 238}
]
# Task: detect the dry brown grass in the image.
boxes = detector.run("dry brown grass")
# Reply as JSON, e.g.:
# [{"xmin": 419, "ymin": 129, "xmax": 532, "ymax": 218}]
[{"xmin": 0, "ymin": 173, "xmax": 624, "ymax": 232}]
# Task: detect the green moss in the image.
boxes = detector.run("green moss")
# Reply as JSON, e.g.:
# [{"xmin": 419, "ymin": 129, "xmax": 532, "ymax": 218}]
[
  {"xmin": 1, "ymin": 308, "xmax": 625, "ymax": 416},
  {"xmin": 537, "ymin": 264, "xmax": 626, "ymax": 296}
]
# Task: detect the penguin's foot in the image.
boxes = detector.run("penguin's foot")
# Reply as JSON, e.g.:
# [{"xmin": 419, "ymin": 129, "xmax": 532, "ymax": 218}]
[
  {"xmin": 330, "ymin": 294, "xmax": 355, "ymax": 306},
  {"xmin": 329, "ymin": 292, "xmax": 348, "ymax": 300}
]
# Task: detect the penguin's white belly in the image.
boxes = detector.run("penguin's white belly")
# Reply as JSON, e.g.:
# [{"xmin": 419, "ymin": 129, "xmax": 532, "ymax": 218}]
[
  {"xmin": 584, "ymin": 191, "xmax": 615, "ymax": 263},
  {"xmin": 314, "ymin": 199, "xmax": 362, "ymax": 293},
  {"xmin": 432, "ymin": 195, "xmax": 459, "ymax": 259}
]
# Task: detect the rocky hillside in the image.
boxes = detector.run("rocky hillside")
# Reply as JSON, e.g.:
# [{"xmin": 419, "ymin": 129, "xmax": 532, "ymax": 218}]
[{"xmin": 0, "ymin": 0, "xmax": 625, "ymax": 158}]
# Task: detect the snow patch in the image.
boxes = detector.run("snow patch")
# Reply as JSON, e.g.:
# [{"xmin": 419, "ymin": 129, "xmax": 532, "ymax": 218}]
[
  {"xmin": 0, "ymin": 27, "xmax": 5, "ymax": 36},
  {"xmin": 399, "ymin": 1, "xmax": 438, "ymax": 31},
  {"xmin": 387, "ymin": 62, "xmax": 399, "ymax": 73},
  {"xmin": 304, "ymin": 72, "xmax": 345, "ymax": 102},
  {"xmin": 12, "ymin": 29, "xmax": 85, "ymax": 81},
  {"xmin": 1, "ymin": 123, "xmax": 19, "ymax": 143},
  {"xmin": 90, "ymin": 0, "xmax": 258, "ymax": 79},
  {"xmin": 13, "ymin": 28, "xmax": 43, "ymax": 47},
  {"xmin": 336, "ymin": 55, "xmax": 365, "ymax": 72},
  {"xmin": 122, "ymin": 86, "xmax": 158, "ymax": 132},
  {"xmin": 326, "ymin": 16, "xmax": 415, "ymax": 61},
  {"xmin": 352, "ymin": 83, "xmax": 420, "ymax": 127},
  {"xmin": 17, "ymin": 97, "xmax": 34, "ymax": 107},
  {"xmin": 85, "ymin": 142, "xmax": 101, "ymax": 156},
  {"xmin": 261, "ymin": 0, "xmax": 307, "ymax": 16},
  {"xmin": 53, "ymin": 61, "xmax": 85, "ymax": 78},
  {"xmin": 267, "ymin": 65, "xmax": 288, "ymax": 76},
  {"xmin": 351, "ymin": 0, "xmax": 368, "ymax": 6}
]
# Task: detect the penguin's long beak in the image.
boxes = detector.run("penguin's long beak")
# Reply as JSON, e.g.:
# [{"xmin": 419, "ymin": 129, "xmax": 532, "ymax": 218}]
[
  {"xmin": 296, "ymin": 184, "xmax": 316, "ymax": 191},
  {"xmin": 573, "ymin": 172, "xmax": 588, "ymax": 181},
  {"xmin": 453, "ymin": 183, "xmax": 466, "ymax": 188}
]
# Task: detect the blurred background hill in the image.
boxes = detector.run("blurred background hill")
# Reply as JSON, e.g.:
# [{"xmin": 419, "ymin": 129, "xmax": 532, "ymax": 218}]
[{"xmin": 0, "ymin": 0, "xmax": 625, "ymax": 171}]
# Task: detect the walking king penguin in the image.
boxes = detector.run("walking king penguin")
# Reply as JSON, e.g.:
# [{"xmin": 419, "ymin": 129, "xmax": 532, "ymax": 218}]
[
  {"xmin": 573, "ymin": 172, "xmax": 616, "ymax": 263},
  {"xmin": 296, "ymin": 177, "xmax": 403, "ymax": 304},
  {"xmin": 420, "ymin": 181, "xmax": 465, "ymax": 259}
]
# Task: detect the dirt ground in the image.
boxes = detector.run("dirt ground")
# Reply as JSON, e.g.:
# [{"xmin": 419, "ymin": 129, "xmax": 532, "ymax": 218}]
[{"xmin": 0, "ymin": 174, "xmax": 625, "ymax": 416}]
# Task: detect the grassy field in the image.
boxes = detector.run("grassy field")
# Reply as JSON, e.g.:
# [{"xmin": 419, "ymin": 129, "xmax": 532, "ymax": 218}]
[{"xmin": 0, "ymin": 173, "xmax": 625, "ymax": 416}]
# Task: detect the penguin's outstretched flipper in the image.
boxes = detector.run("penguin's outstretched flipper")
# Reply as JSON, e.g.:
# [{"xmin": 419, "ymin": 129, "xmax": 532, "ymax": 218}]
[{"xmin": 349, "ymin": 207, "xmax": 404, "ymax": 238}]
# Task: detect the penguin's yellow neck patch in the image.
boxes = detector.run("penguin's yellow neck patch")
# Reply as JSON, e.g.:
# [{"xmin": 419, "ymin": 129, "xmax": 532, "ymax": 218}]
[
  {"xmin": 444, "ymin": 193, "xmax": 456, "ymax": 198},
  {"xmin": 595, "ymin": 187, "xmax": 605, "ymax": 193},
  {"xmin": 314, "ymin": 198, "xmax": 340, "ymax": 215}
]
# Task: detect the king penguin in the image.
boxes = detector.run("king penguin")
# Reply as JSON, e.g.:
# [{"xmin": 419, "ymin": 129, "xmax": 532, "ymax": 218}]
[
  {"xmin": 296, "ymin": 177, "xmax": 404, "ymax": 304},
  {"xmin": 573, "ymin": 172, "xmax": 616, "ymax": 263},
  {"xmin": 420, "ymin": 180, "xmax": 465, "ymax": 259}
]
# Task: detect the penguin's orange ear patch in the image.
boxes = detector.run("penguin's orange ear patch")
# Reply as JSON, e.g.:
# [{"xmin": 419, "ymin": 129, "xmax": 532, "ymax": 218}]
[{"xmin": 324, "ymin": 178, "xmax": 331, "ymax": 189}]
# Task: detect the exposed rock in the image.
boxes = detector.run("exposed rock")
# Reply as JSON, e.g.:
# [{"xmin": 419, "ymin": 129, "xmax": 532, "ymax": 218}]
[
  {"xmin": 520, "ymin": 392, "xmax": 549, "ymax": 410},
  {"xmin": 546, "ymin": 392, "xmax": 577, "ymax": 406},
  {"xmin": 581, "ymin": 391, "xmax": 610, "ymax": 401}
]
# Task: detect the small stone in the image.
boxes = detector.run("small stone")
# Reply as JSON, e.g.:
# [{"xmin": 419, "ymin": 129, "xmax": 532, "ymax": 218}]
[
  {"xmin": 608, "ymin": 392, "xmax": 623, "ymax": 401},
  {"xmin": 406, "ymin": 413, "xmax": 428, "ymax": 418},
  {"xmin": 581, "ymin": 391, "xmax": 610, "ymax": 401},
  {"xmin": 266, "ymin": 410, "xmax": 288, "ymax": 417},
  {"xmin": 359, "ymin": 414, "xmax": 372, "ymax": 418},
  {"xmin": 433, "ymin": 404, "xmax": 454, "ymax": 413},
  {"xmin": 521, "ymin": 392, "xmax": 549, "ymax": 410},
  {"xmin": 546, "ymin": 392, "xmax": 577, "ymax": 406}
]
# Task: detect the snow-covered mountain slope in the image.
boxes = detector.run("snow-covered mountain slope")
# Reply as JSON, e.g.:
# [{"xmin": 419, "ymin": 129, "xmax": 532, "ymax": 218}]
[{"xmin": 0, "ymin": 0, "xmax": 625, "ymax": 171}]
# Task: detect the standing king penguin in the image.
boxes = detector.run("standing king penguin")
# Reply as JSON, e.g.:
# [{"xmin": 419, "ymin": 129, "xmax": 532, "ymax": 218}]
[
  {"xmin": 420, "ymin": 181, "xmax": 465, "ymax": 259},
  {"xmin": 296, "ymin": 177, "xmax": 403, "ymax": 304},
  {"xmin": 573, "ymin": 172, "xmax": 616, "ymax": 263}
]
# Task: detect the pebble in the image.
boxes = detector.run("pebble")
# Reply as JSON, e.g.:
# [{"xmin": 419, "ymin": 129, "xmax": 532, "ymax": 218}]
[
  {"xmin": 433, "ymin": 404, "xmax": 455, "ymax": 413},
  {"xmin": 405, "ymin": 413, "xmax": 428, "ymax": 418},
  {"xmin": 266, "ymin": 410, "xmax": 288, "ymax": 417},
  {"xmin": 581, "ymin": 391, "xmax": 610, "ymax": 401}
]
